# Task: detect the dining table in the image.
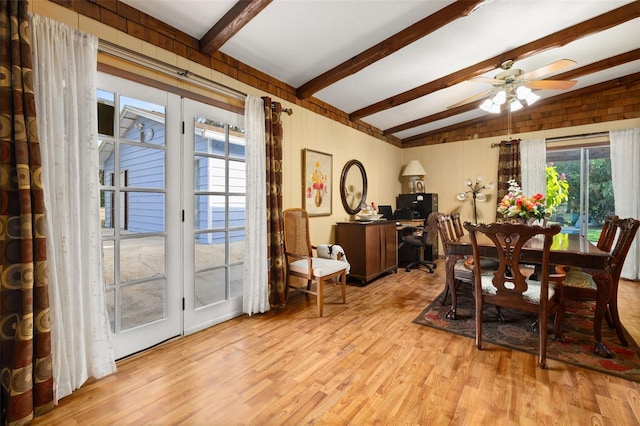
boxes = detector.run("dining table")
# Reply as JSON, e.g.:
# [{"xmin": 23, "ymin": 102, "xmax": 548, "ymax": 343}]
[{"xmin": 446, "ymin": 232, "xmax": 616, "ymax": 357}]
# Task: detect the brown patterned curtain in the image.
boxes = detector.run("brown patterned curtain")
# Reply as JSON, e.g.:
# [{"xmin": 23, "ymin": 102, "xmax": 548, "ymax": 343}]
[
  {"xmin": 1, "ymin": 0, "xmax": 54, "ymax": 423},
  {"xmin": 262, "ymin": 97, "xmax": 286, "ymax": 308},
  {"xmin": 496, "ymin": 139, "xmax": 521, "ymax": 201}
]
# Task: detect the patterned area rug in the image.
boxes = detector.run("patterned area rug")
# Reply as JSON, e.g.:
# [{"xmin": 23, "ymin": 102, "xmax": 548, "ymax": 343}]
[{"xmin": 413, "ymin": 287, "xmax": 640, "ymax": 382}]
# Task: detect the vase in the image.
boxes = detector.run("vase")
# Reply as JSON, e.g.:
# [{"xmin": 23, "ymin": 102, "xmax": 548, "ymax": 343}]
[{"xmin": 315, "ymin": 189, "xmax": 323, "ymax": 207}]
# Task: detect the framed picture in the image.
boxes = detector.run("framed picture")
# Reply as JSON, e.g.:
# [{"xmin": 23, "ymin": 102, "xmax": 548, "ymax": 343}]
[
  {"xmin": 303, "ymin": 148, "xmax": 332, "ymax": 216},
  {"xmin": 415, "ymin": 179, "xmax": 425, "ymax": 193}
]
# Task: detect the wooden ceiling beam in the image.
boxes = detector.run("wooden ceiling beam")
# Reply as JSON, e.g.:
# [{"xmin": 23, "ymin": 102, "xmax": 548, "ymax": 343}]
[
  {"xmin": 295, "ymin": 0, "xmax": 484, "ymax": 99},
  {"xmin": 400, "ymin": 72, "xmax": 640, "ymax": 146},
  {"xmin": 200, "ymin": 0, "xmax": 272, "ymax": 56},
  {"xmin": 384, "ymin": 48, "xmax": 640, "ymax": 136},
  {"xmin": 350, "ymin": 2, "xmax": 640, "ymax": 121}
]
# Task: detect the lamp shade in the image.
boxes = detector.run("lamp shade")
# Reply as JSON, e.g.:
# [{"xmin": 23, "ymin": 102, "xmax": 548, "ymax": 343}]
[{"xmin": 402, "ymin": 160, "xmax": 426, "ymax": 176}]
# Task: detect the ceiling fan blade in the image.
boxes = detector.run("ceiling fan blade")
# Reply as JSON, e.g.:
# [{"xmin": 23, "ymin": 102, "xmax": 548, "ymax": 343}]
[
  {"xmin": 469, "ymin": 76, "xmax": 503, "ymax": 85},
  {"xmin": 447, "ymin": 89, "xmax": 493, "ymax": 109},
  {"xmin": 519, "ymin": 59, "xmax": 576, "ymax": 81},
  {"xmin": 525, "ymin": 79, "xmax": 577, "ymax": 90}
]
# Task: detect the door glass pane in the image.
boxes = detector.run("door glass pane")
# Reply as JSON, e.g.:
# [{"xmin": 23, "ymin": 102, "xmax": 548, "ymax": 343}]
[
  {"xmin": 120, "ymin": 236, "xmax": 166, "ymax": 281},
  {"xmin": 195, "ymin": 232, "xmax": 226, "ymax": 270},
  {"xmin": 194, "ymin": 195, "xmax": 225, "ymax": 230},
  {"xmin": 119, "ymin": 144, "xmax": 165, "ymax": 188},
  {"xmin": 121, "ymin": 192, "xmax": 166, "ymax": 233},
  {"xmin": 97, "ymin": 90, "xmax": 115, "ymax": 137},
  {"xmin": 194, "ymin": 157, "xmax": 225, "ymax": 191},
  {"xmin": 229, "ymin": 264, "xmax": 243, "ymax": 298},
  {"xmin": 102, "ymin": 241, "xmax": 115, "ymax": 285},
  {"xmin": 119, "ymin": 96, "xmax": 165, "ymax": 145},
  {"xmin": 194, "ymin": 269, "xmax": 226, "ymax": 308},
  {"xmin": 120, "ymin": 279, "xmax": 166, "ymax": 329}
]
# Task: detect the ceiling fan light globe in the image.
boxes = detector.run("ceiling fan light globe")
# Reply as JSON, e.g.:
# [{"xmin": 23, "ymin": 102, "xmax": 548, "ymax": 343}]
[
  {"xmin": 510, "ymin": 100, "xmax": 523, "ymax": 112},
  {"xmin": 525, "ymin": 92, "xmax": 540, "ymax": 105},
  {"xmin": 489, "ymin": 103, "xmax": 501, "ymax": 114},
  {"xmin": 516, "ymin": 85, "xmax": 531, "ymax": 99},
  {"xmin": 479, "ymin": 99, "xmax": 493, "ymax": 111},
  {"xmin": 493, "ymin": 90, "xmax": 507, "ymax": 104}
]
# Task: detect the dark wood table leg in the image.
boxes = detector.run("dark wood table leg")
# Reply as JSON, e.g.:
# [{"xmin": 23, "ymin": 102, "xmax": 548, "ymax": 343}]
[
  {"xmin": 445, "ymin": 255, "xmax": 459, "ymax": 320},
  {"xmin": 607, "ymin": 280, "xmax": 629, "ymax": 347},
  {"xmin": 591, "ymin": 269, "xmax": 613, "ymax": 358}
]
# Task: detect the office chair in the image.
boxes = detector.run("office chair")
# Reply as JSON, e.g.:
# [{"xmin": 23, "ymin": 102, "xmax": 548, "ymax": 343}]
[{"xmin": 400, "ymin": 221, "xmax": 437, "ymax": 273}]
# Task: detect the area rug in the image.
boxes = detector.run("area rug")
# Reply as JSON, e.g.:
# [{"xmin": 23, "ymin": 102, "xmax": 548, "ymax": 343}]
[{"xmin": 413, "ymin": 288, "xmax": 640, "ymax": 382}]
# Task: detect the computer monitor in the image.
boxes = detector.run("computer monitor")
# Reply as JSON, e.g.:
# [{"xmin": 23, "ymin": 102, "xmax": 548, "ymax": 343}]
[{"xmin": 378, "ymin": 205, "xmax": 393, "ymax": 220}]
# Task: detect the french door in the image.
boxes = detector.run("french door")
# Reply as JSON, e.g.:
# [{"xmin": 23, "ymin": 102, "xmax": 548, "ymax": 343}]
[
  {"xmin": 182, "ymin": 99, "xmax": 245, "ymax": 334},
  {"xmin": 97, "ymin": 74, "xmax": 245, "ymax": 358}
]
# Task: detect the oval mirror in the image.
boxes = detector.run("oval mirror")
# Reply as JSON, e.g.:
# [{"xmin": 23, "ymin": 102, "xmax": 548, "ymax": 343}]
[{"xmin": 340, "ymin": 160, "xmax": 368, "ymax": 215}]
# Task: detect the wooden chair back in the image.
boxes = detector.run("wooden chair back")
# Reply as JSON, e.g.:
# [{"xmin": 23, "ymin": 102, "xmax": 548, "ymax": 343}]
[
  {"xmin": 596, "ymin": 214, "xmax": 620, "ymax": 252},
  {"xmin": 606, "ymin": 216, "xmax": 640, "ymax": 281},
  {"xmin": 436, "ymin": 212, "xmax": 464, "ymax": 254},
  {"xmin": 464, "ymin": 222, "xmax": 561, "ymax": 309},
  {"xmin": 283, "ymin": 208, "xmax": 313, "ymax": 258}
]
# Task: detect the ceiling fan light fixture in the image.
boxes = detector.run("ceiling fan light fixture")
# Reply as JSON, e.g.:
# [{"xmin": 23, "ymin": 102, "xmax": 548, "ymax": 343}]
[
  {"xmin": 479, "ymin": 98, "xmax": 493, "ymax": 112},
  {"xmin": 510, "ymin": 99, "xmax": 523, "ymax": 112},
  {"xmin": 525, "ymin": 91, "xmax": 540, "ymax": 105},
  {"xmin": 516, "ymin": 85, "xmax": 531, "ymax": 99},
  {"xmin": 493, "ymin": 90, "xmax": 507, "ymax": 105},
  {"xmin": 488, "ymin": 103, "xmax": 501, "ymax": 114}
]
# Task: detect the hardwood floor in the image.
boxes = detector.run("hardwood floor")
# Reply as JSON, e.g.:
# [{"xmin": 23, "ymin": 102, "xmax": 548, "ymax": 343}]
[{"xmin": 33, "ymin": 259, "xmax": 640, "ymax": 425}]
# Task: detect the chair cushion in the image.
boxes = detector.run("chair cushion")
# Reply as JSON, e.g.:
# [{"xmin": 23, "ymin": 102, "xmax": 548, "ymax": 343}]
[
  {"xmin": 480, "ymin": 275, "xmax": 556, "ymax": 303},
  {"xmin": 564, "ymin": 268, "xmax": 597, "ymax": 290},
  {"xmin": 453, "ymin": 259, "xmax": 473, "ymax": 282},
  {"xmin": 290, "ymin": 257, "xmax": 348, "ymax": 277}
]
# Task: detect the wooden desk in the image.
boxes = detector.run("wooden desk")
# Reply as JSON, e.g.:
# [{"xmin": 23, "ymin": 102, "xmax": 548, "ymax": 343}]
[{"xmin": 447, "ymin": 232, "xmax": 614, "ymax": 356}]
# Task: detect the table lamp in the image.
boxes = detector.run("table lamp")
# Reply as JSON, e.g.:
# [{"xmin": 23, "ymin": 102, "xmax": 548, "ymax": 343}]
[{"xmin": 402, "ymin": 160, "xmax": 426, "ymax": 193}]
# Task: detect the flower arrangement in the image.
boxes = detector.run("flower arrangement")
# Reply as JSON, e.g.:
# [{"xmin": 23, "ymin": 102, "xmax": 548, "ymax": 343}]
[
  {"xmin": 497, "ymin": 180, "xmax": 547, "ymax": 220},
  {"xmin": 306, "ymin": 161, "xmax": 328, "ymax": 198}
]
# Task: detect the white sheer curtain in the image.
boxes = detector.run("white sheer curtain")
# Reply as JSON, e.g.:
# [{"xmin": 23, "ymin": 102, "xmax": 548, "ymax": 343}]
[
  {"xmin": 243, "ymin": 95, "xmax": 269, "ymax": 315},
  {"xmin": 520, "ymin": 138, "xmax": 546, "ymax": 196},
  {"xmin": 30, "ymin": 14, "xmax": 116, "ymax": 403},
  {"xmin": 610, "ymin": 128, "xmax": 640, "ymax": 280}
]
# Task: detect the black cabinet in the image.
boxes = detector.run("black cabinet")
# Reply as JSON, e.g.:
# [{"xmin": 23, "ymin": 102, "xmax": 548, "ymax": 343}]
[
  {"xmin": 396, "ymin": 193, "xmax": 438, "ymax": 261},
  {"xmin": 396, "ymin": 193, "xmax": 438, "ymax": 220}
]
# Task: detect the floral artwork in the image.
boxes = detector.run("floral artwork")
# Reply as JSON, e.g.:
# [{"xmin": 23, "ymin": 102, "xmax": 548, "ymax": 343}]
[
  {"xmin": 303, "ymin": 149, "xmax": 332, "ymax": 216},
  {"xmin": 497, "ymin": 179, "xmax": 547, "ymax": 220}
]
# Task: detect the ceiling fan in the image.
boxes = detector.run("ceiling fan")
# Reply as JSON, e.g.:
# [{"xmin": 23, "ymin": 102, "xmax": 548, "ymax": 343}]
[{"xmin": 449, "ymin": 59, "xmax": 578, "ymax": 112}]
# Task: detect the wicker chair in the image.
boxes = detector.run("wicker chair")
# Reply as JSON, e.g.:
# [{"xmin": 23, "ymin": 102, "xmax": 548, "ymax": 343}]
[{"xmin": 283, "ymin": 208, "xmax": 348, "ymax": 317}]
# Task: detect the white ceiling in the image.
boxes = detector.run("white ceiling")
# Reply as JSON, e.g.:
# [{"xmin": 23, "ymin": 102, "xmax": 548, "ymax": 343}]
[{"xmin": 120, "ymin": 0, "xmax": 640, "ymax": 142}]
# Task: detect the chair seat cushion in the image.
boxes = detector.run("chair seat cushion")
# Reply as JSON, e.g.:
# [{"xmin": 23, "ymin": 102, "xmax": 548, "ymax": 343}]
[
  {"xmin": 453, "ymin": 259, "xmax": 473, "ymax": 282},
  {"xmin": 564, "ymin": 268, "xmax": 597, "ymax": 290},
  {"xmin": 290, "ymin": 257, "xmax": 348, "ymax": 277},
  {"xmin": 480, "ymin": 275, "xmax": 556, "ymax": 303}
]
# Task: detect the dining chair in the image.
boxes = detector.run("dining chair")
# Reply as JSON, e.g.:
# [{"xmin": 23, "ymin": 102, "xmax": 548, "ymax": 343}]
[
  {"xmin": 464, "ymin": 221, "xmax": 566, "ymax": 369},
  {"xmin": 283, "ymin": 208, "xmax": 348, "ymax": 317},
  {"xmin": 435, "ymin": 212, "xmax": 472, "ymax": 304},
  {"xmin": 556, "ymin": 216, "xmax": 640, "ymax": 348}
]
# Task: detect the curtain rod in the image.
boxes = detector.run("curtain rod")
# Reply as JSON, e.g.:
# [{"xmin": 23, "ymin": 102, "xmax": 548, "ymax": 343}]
[
  {"xmin": 98, "ymin": 40, "xmax": 247, "ymax": 102},
  {"xmin": 490, "ymin": 131, "xmax": 609, "ymax": 147}
]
